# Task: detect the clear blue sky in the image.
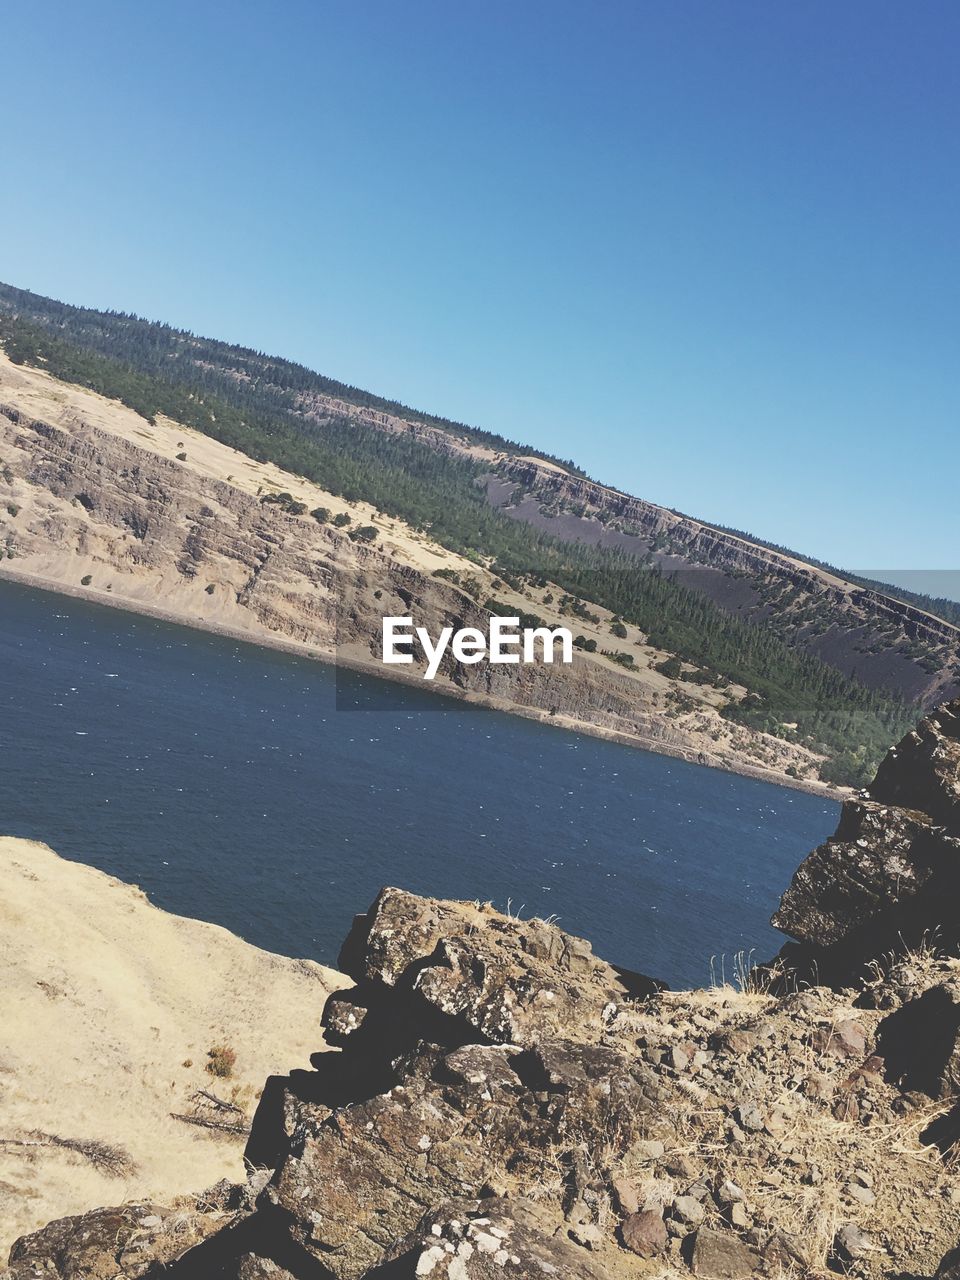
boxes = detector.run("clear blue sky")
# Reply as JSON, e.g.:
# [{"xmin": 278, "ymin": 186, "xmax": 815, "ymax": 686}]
[{"xmin": 3, "ymin": 1, "xmax": 958, "ymax": 578}]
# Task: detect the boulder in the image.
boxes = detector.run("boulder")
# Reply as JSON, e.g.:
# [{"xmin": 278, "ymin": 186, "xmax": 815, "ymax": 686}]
[
  {"xmin": 621, "ymin": 1209, "xmax": 668, "ymax": 1256},
  {"xmin": 871, "ymin": 698, "xmax": 960, "ymax": 827},
  {"xmin": 267, "ymin": 1034, "xmax": 661, "ymax": 1279},
  {"xmin": 772, "ymin": 698, "xmax": 960, "ymax": 980},
  {"xmin": 2, "ymin": 1202, "xmax": 225, "ymax": 1279},
  {"xmin": 689, "ymin": 1226, "xmax": 761, "ymax": 1278},
  {"xmin": 334, "ymin": 886, "xmax": 661, "ymax": 1052}
]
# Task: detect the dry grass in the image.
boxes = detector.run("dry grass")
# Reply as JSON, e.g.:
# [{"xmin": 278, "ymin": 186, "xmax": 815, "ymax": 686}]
[{"xmin": 0, "ymin": 836, "xmax": 348, "ymax": 1254}]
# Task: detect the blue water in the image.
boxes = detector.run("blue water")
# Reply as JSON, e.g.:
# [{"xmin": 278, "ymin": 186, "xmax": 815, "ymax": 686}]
[{"xmin": 0, "ymin": 579, "xmax": 838, "ymax": 988}]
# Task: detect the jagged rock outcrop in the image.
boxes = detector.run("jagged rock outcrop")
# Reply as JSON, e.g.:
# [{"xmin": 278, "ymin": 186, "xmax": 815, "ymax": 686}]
[
  {"xmin": 13, "ymin": 848, "xmax": 960, "ymax": 1277},
  {"xmin": 773, "ymin": 698, "xmax": 960, "ymax": 980}
]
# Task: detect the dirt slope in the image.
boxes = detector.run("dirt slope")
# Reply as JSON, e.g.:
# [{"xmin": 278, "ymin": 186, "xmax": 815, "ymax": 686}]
[{"xmin": 0, "ymin": 836, "xmax": 347, "ymax": 1255}]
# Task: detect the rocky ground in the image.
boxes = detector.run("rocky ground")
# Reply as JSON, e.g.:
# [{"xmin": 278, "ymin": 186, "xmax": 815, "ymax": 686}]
[{"xmin": 4, "ymin": 699, "xmax": 960, "ymax": 1278}]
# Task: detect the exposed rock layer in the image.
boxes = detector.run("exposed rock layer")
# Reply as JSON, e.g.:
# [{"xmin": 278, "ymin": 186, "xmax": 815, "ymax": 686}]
[
  {"xmin": 0, "ymin": 368, "xmax": 832, "ymax": 790},
  {"xmin": 494, "ymin": 459, "xmax": 960, "ymax": 707},
  {"xmin": 773, "ymin": 698, "xmax": 960, "ymax": 979}
]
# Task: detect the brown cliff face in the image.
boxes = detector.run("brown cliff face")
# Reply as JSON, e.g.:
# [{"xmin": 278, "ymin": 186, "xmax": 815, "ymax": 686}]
[
  {"xmin": 772, "ymin": 698, "xmax": 960, "ymax": 980},
  {"xmin": 491, "ymin": 459, "xmax": 960, "ymax": 708},
  {"xmin": 0, "ymin": 385, "xmax": 831, "ymax": 790}
]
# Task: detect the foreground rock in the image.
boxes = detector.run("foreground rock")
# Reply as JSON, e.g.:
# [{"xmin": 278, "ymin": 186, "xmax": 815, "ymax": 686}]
[
  {"xmin": 773, "ymin": 697, "xmax": 960, "ymax": 981},
  {"xmin": 11, "ymin": 897, "xmax": 960, "ymax": 1276},
  {"xmin": 8, "ymin": 699, "xmax": 960, "ymax": 1278}
]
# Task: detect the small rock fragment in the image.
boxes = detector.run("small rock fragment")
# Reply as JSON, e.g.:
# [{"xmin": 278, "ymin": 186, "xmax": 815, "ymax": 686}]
[
  {"xmin": 621, "ymin": 1209, "xmax": 668, "ymax": 1257},
  {"xmin": 845, "ymin": 1182, "xmax": 876, "ymax": 1206},
  {"xmin": 833, "ymin": 1222, "xmax": 874, "ymax": 1262},
  {"xmin": 690, "ymin": 1226, "xmax": 761, "ymax": 1278},
  {"xmin": 673, "ymin": 1195, "xmax": 706, "ymax": 1227},
  {"xmin": 611, "ymin": 1176, "xmax": 641, "ymax": 1216},
  {"xmin": 735, "ymin": 1101, "xmax": 764, "ymax": 1131}
]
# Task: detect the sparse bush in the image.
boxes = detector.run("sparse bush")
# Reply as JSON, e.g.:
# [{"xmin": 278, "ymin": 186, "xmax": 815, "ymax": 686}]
[
  {"xmin": 261, "ymin": 491, "xmax": 307, "ymax": 516},
  {"xmin": 655, "ymin": 655, "xmax": 682, "ymax": 679},
  {"xmin": 81, "ymin": 574, "xmax": 92, "ymax": 586},
  {"xmin": 206, "ymin": 1044, "xmax": 237, "ymax": 1079},
  {"xmin": 176, "ymin": 451, "xmax": 187, "ymax": 461}
]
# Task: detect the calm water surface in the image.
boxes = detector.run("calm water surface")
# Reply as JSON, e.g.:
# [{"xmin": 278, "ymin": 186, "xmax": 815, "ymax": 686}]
[{"xmin": 0, "ymin": 579, "xmax": 839, "ymax": 987}]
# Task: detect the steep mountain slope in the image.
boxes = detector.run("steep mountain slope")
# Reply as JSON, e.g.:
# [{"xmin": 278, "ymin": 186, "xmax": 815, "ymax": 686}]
[
  {"xmin": 1, "ymin": 280, "xmax": 955, "ymax": 784},
  {"xmin": 489, "ymin": 459, "xmax": 960, "ymax": 707},
  {"xmin": 1, "ymin": 280, "xmax": 955, "ymax": 702},
  {"xmin": 0, "ymin": 351, "xmax": 831, "ymax": 791}
]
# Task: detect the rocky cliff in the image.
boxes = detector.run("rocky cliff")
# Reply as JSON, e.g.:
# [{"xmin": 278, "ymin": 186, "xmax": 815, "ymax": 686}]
[
  {"xmin": 491, "ymin": 459, "xmax": 960, "ymax": 708},
  {"xmin": 0, "ymin": 354, "xmax": 830, "ymax": 790},
  {"xmin": 773, "ymin": 697, "xmax": 960, "ymax": 982},
  {"xmin": 7, "ymin": 699, "xmax": 960, "ymax": 1279}
]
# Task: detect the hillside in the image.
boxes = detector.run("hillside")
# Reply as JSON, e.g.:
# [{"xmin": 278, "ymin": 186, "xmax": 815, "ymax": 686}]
[
  {"xmin": 0, "ymin": 351, "xmax": 832, "ymax": 791},
  {"xmin": 1, "ymin": 281, "xmax": 956, "ymax": 785},
  {"xmin": 0, "ymin": 836, "xmax": 346, "ymax": 1255}
]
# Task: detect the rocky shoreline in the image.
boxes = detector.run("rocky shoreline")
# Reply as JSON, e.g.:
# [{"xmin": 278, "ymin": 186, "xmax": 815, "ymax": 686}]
[
  {"xmin": 0, "ymin": 564, "xmax": 840, "ymax": 801},
  {"xmin": 4, "ymin": 698, "xmax": 960, "ymax": 1278}
]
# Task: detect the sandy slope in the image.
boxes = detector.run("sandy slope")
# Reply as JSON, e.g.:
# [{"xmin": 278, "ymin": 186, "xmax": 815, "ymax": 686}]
[
  {"xmin": 0, "ymin": 350, "xmax": 467, "ymax": 579},
  {"xmin": 0, "ymin": 837, "xmax": 347, "ymax": 1255}
]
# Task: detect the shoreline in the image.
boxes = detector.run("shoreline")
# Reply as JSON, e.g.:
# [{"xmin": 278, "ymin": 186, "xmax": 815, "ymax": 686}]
[{"xmin": 0, "ymin": 564, "xmax": 844, "ymax": 800}]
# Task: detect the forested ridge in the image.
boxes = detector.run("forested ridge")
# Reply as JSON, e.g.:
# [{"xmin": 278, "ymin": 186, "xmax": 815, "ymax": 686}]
[
  {"xmin": 0, "ymin": 282, "xmax": 586, "ymax": 475},
  {"xmin": 703, "ymin": 517, "xmax": 960, "ymax": 628},
  {"xmin": 0, "ymin": 303, "xmax": 916, "ymax": 785}
]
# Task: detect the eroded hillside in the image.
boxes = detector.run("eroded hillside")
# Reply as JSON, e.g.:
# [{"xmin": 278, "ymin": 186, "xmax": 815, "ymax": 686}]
[{"xmin": 0, "ymin": 352, "xmax": 838, "ymax": 790}]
